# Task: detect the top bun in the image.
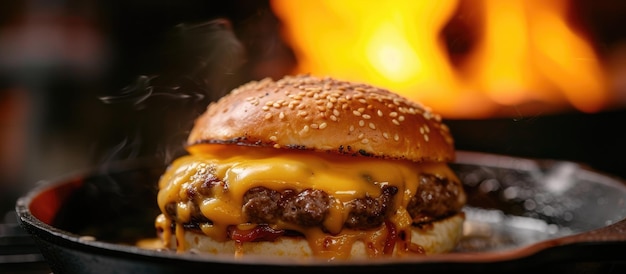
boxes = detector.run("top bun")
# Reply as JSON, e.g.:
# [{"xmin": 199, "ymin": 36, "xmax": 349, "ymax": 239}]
[{"xmin": 188, "ymin": 75, "xmax": 455, "ymax": 163}]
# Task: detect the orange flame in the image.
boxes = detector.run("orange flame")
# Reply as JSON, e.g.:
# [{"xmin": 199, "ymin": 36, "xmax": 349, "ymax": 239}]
[{"xmin": 270, "ymin": 0, "xmax": 609, "ymax": 118}]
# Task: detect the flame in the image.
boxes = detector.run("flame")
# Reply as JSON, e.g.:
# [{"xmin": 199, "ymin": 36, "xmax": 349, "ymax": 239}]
[{"xmin": 270, "ymin": 0, "xmax": 609, "ymax": 118}]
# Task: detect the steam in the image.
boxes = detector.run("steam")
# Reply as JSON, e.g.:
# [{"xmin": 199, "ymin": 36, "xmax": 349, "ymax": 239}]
[
  {"xmin": 97, "ymin": 18, "xmax": 246, "ymax": 165},
  {"xmin": 99, "ymin": 130, "xmax": 142, "ymax": 163},
  {"xmin": 170, "ymin": 19, "xmax": 246, "ymax": 98},
  {"xmin": 100, "ymin": 18, "xmax": 245, "ymax": 108},
  {"xmin": 99, "ymin": 75, "xmax": 205, "ymax": 109}
]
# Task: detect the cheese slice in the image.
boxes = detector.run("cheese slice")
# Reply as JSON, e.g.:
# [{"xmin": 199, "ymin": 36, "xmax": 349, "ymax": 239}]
[{"xmin": 155, "ymin": 144, "xmax": 458, "ymax": 257}]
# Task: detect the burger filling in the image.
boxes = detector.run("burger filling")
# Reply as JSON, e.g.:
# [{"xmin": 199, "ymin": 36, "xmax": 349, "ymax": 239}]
[{"xmin": 155, "ymin": 145, "xmax": 465, "ymax": 257}]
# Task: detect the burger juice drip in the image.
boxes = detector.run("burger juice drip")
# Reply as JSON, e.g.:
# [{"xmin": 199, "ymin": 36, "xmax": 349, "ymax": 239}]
[{"xmin": 155, "ymin": 145, "xmax": 464, "ymax": 258}]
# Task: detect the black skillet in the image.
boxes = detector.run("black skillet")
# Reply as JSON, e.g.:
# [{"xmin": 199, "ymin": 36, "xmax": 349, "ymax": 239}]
[{"xmin": 15, "ymin": 151, "xmax": 626, "ymax": 273}]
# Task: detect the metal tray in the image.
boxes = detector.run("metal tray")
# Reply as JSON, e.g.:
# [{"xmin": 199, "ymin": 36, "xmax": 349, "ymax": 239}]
[{"xmin": 15, "ymin": 151, "xmax": 626, "ymax": 273}]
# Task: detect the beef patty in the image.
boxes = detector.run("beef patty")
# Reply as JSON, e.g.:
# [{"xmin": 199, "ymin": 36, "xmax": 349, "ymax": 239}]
[{"xmin": 163, "ymin": 173, "xmax": 464, "ymax": 232}]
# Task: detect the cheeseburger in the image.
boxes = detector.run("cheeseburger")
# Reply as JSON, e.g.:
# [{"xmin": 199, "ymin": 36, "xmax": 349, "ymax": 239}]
[{"xmin": 155, "ymin": 75, "xmax": 466, "ymax": 259}]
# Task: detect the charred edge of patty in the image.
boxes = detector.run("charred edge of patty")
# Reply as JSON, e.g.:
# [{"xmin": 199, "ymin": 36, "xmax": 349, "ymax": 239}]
[{"xmin": 163, "ymin": 173, "xmax": 464, "ymax": 234}]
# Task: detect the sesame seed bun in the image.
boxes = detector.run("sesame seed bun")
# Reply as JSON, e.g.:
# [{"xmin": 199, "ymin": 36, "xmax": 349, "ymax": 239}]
[
  {"xmin": 187, "ymin": 75, "xmax": 455, "ymax": 163},
  {"xmin": 156, "ymin": 75, "xmax": 465, "ymax": 259}
]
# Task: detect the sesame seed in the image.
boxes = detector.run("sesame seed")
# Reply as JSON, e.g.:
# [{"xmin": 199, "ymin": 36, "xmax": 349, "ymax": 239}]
[
  {"xmin": 394, "ymin": 134, "xmax": 399, "ymax": 141},
  {"xmin": 262, "ymin": 106, "xmax": 270, "ymax": 111},
  {"xmin": 377, "ymin": 110, "xmax": 383, "ymax": 117},
  {"xmin": 273, "ymin": 102, "xmax": 281, "ymax": 108},
  {"xmin": 297, "ymin": 110, "xmax": 307, "ymax": 117},
  {"xmin": 392, "ymin": 119, "xmax": 400, "ymax": 126},
  {"xmin": 389, "ymin": 112, "xmax": 398, "ymax": 117},
  {"xmin": 361, "ymin": 138, "xmax": 369, "ymax": 144},
  {"xmin": 353, "ymin": 110, "xmax": 362, "ymax": 117},
  {"xmin": 333, "ymin": 109, "xmax": 340, "ymax": 116},
  {"xmin": 269, "ymin": 136, "xmax": 278, "ymax": 141},
  {"xmin": 383, "ymin": 132, "xmax": 389, "ymax": 139},
  {"xmin": 420, "ymin": 127, "xmax": 425, "ymax": 134},
  {"xmin": 279, "ymin": 112, "xmax": 285, "ymax": 119},
  {"xmin": 362, "ymin": 114, "xmax": 371, "ymax": 120},
  {"xmin": 369, "ymin": 122, "xmax": 376, "ymax": 129},
  {"xmin": 330, "ymin": 115, "xmax": 338, "ymax": 121},
  {"xmin": 359, "ymin": 120, "xmax": 365, "ymax": 127},
  {"xmin": 358, "ymin": 133, "xmax": 364, "ymax": 139},
  {"xmin": 398, "ymin": 115, "xmax": 405, "ymax": 122},
  {"xmin": 310, "ymin": 123, "xmax": 319, "ymax": 129},
  {"xmin": 424, "ymin": 134, "xmax": 430, "ymax": 142},
  {"xmin": 326, "ymin": 102, "xmax": 333, "ymax": 109},
  {"xmin": 264, "ymin": 113, "xmax": 272, "ymax": 120},
  {"xmin": 349, "ymin": 125, "xmax": 355, "ymax": 132},
  {"xmin": 319, "ymin": 122, "xmax": 328, "ymax": 129},
  {"xmin": 273, "ymin": 144, "xmax": 281, "ymax": 149},
  {"xmin": 306, "ymin": 87, "xmax": 321, "ymax": 92},
  {"xmin": 299, "ymin": 125, "xmax": 310, "ymax": 136},
  {"xmin": 358, "ymin": 99, "xmax": 367, "ymax": 104}
]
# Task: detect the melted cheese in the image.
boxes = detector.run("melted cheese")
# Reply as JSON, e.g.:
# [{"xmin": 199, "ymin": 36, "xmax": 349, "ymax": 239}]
[{"xmin": 155, "ymin": 144, "xmax": 457, "ymax": 257}]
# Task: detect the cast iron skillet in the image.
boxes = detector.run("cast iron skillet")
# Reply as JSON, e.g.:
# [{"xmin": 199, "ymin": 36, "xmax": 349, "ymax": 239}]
[{"xmin": 15, "ymin": 151, "xmax": 626, "ymax": 273}]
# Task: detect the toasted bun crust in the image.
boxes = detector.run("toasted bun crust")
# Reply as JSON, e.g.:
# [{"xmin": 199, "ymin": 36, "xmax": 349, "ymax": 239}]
[
  {"xmin": 168, "ymin": 213, "xmax": 464, "ymax": 258},
  {"xmin": 188, "ymin": 75, "xmax": 455, "ymax": 163}
]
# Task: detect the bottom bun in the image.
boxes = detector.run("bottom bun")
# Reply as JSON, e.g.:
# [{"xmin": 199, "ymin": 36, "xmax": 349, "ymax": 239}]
[{"xmin": 165, "ymin": 213, "xmax": 464, "ymax": 259}]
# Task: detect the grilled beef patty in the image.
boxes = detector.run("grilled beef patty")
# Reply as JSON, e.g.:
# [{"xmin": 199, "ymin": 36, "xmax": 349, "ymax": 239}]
[{"xmin": 163, "ymin": 173, "xmax": 464, "ymax": 232}]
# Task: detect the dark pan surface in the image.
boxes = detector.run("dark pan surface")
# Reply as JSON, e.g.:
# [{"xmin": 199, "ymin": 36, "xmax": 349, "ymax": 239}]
[{"xmin": 15, "ymin": 152, "xmax": 626, "ymax": 273}]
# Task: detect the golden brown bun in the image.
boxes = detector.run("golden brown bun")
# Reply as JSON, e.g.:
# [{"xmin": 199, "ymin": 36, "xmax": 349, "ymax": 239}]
[
  {"xmin": 167, "ymin": 213, "xmax": 464, "ymax": 259},
  {"xmin": 188, "ymin": 75, "xmax": 455, "ymax": 163}
]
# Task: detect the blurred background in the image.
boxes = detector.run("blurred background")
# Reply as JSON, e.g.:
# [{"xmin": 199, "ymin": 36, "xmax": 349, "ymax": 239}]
[{"xmin": 1, "ymin": 0, "xmax": 626, "ymax": 218}]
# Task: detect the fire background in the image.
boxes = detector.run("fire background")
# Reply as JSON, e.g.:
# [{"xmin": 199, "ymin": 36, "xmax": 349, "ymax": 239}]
[{"xmin": 1, "ymin": 0, "xmax": 626, "ymax": 219}]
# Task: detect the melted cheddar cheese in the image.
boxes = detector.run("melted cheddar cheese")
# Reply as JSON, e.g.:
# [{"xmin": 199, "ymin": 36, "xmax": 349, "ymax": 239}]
[{"xmin": 155, "ymin": 144, "xmax": 458, "ymax": 258}]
